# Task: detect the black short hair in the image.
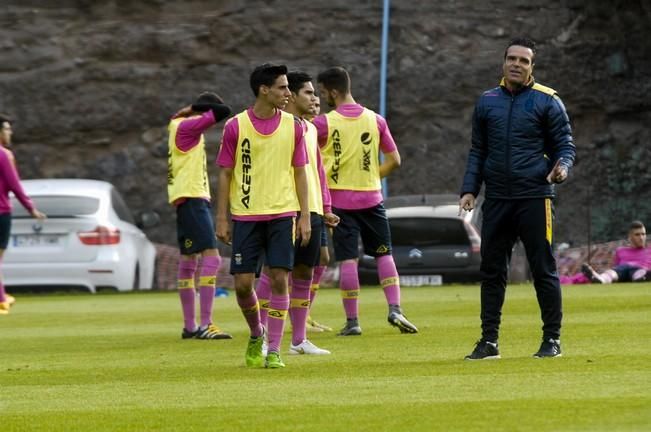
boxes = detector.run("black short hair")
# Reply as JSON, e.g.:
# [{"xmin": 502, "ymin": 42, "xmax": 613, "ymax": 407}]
[
  {"xmin": 0, "ymin": 113, "xmax": 12, "ymax": 126},
  {"xmin": 287, "ymin": 71, "xmax": 312, "ymax": 94},
  {"xmin": 250, "ymin": 63, "xmax": 288, "ymax": 97},
  {"xmin": 504, "ymin": 37, "xmax": 537, "ymax": 60},
  {"xmin": 195, "ymin": 92, "xmax": 224, "ymax": 105},
  {"xmin": 629, "ymin": 220, "xmax": 645, "ymax": 231},
  {"xmin": 317, "ymin": 66, "xmax": 351, "ymax": 95}
]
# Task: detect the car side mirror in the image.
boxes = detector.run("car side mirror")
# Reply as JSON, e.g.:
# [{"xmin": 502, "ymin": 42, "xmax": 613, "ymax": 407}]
[{"xmin": 137, "ymin": 211, "xmax": 160, "ymax": 229}]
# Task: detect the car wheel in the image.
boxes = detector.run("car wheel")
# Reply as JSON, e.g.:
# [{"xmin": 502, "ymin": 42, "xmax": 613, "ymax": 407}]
[{"xmin": 132, "ymin": 263, "xmax": 140, "ymax": 291}]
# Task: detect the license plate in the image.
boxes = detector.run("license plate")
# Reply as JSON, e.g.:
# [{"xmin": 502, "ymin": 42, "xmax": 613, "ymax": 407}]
[
  {"xmin": 12, "ymin": 234, "xmax": 61, "ymax": 248},
  {"xmin": 400, "ymin": 275, "xmax": 443, "ymax": 286}
]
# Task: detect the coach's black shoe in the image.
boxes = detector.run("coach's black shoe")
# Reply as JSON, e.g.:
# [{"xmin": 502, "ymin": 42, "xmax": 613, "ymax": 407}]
[
  {"xmin": 581, "ymin": 263, "xmax": 604, "ymax": 283},
  {"xmin": 533, "ymin": 338, "xmax": 562, "ymax": 358},
  {"xmin": 464, "ymin": 340, "xmax": 500, "ymax": 360},
  {"xmin": 181, "ymin": 328, "xmax": 198, "ymax": 339}
]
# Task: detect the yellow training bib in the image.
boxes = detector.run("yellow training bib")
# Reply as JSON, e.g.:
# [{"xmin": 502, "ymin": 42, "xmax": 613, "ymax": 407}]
[
  {"xmin": 230, "ymin": 110, "xmax": 300, "ymax": 216},
  {"xmin": 321, "ymin": 108, "xmax": 381, "ymax": 191},
  {"xmin": 167, "ymin": 117, "xmax": 210, "ymax": 203}
]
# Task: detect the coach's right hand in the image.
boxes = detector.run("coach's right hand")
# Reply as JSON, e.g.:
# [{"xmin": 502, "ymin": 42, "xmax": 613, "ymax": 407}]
[{"xmin": 458, "ymin": 193, "xmax": 475, "ymax": 216}]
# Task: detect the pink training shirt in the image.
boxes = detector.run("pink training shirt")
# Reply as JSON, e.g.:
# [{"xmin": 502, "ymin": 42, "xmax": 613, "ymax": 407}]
[
  {"xmin": 0, "ymin": 147, "xmax": 34, "ymax": 215},
  {"xmin": 614, "ymin": 246, "xmax": 651, "ymax": 269},
  {"xmin": 312, "ymin": 103, "xmax": 397, "ymax": 210},
  {"xmin": 217, "ymin": 108, "xmax": 307, "ymax": 221},
  {"xmin": 171, "ymin": 110, "xmax": 217, "ymax": 205},
  {"xmin": 175, "ymin": 109, "xmax": 216, "ymax": 153}
]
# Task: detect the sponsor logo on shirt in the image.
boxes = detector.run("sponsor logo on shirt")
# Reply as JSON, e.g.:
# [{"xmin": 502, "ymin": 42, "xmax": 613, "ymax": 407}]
[
  {"xmin": 167, "ymin": 148, "xmax": 174, "ymax": 185},
  {"xmin": 241, "ymin": 138, "xmax": 252, "ymax": 208},
  {"xmin": 361, "ymin": 131, "xmax": 372, "ymax": 172},
  {"xmin": 330, "ymin": 129, "xmax": 341, "ymax": 184}
]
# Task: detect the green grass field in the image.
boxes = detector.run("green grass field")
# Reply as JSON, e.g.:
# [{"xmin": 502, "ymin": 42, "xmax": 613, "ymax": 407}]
[{"xmin": 2, "ymin": 282, "xmax": 650, "ymax": 431}]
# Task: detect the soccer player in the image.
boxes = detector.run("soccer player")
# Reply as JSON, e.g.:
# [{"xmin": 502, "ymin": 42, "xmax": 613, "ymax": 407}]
[
  {"xmin": 459, "ymin": 37, "xmax": 575, "ymax": 359},
  {"xmin": 285, "ymin": 72, "xmax": 339, "ymax": 355},
  {"xmin": 167, "ymin": 93, "xmax": 232, "ymax": 340},
  {"xmin": 306, "ymin": 97, "xmax": 334, "ymax": 333},
  {"xmin": 581, "ymin": 221, "xmax": 650, "ymax": 283},
  {"xmin": 313, "ymin": 66, "xmax": 418, "ymax": 336},
  {"xmin": 0, "ymin": 114, "xmax": 46, "ymax": 315},
  {"xmin": 256, "ymin": 95, "xmax": 338, "ymax": 338},
  {"xmin": 216, "ymin": 63, "xmax": 311, "ymax": 369}
]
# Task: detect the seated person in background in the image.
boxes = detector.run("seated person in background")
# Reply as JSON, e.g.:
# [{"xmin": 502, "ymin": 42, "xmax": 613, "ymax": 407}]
[{"xmin": 581, "ymin": 220, "xmax": 650, "ymax": 284}]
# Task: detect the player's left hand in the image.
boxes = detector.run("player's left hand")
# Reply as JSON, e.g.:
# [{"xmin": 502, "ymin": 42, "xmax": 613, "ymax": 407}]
[
  {"xmin": 324, "ymin": 212, "xmax": 340, "ymax": 228},
  {"xmin": 31, "ymin": 208, "xmax": 47, "ymax": 220},
  {"xmin": 216, "ymin": 221, "xmax": 232, "ymax": 246},
  {"xmin": 546, "ymin": 159, "xmax": 568, "ymax": 184}
]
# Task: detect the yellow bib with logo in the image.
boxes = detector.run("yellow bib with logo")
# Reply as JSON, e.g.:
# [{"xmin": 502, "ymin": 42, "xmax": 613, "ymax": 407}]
[
  {"xmin": 304, "ymin": 121, "xmax": 324, "ymax": 215},
  {"xmin": 230, "ymin": 110, "xmax": 299, "ymax": 216},
  {"xmin": 321, "ymin": 108, "xmax": 381, "ymax": 191},
  {"xmin": 167, "ymin": 117, "xmax": 210, "ymax": 204}
]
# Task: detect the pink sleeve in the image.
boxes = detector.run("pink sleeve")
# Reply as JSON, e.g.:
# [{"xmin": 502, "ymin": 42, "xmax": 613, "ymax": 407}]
[
  {"xmin": 292, "ymin": 121, "xmax": 307, "ymax": 167},
  {"xmin": 312, "ymin": 115, "xmax": 329, "ymax": 148},
  {"xmin": 175, "ymin": 110, "xmax": 216, "ymax": 152},
  {"xmin": 613, "ymin": 248, "xmax": 623, "ymax": 266},
  {"xmin": 0, "ymin": 151, "xmax": 34, "ymax": 212},
  {"xmin": 316, "ymin": 148, "xmax": 332, "ymax": 213},
  {"xmin": 216, "ymin": 118, "xmax": 238, "ymax": 168},
  {"xmin": 376, "ymin": 114, "xmax": 397, "ymax": 153}
]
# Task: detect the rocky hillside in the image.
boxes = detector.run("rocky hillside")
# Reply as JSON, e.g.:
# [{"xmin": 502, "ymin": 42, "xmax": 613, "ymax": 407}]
[{"xmin": 1, "ymin": 0, "xmax": 650, "ymax": 246}]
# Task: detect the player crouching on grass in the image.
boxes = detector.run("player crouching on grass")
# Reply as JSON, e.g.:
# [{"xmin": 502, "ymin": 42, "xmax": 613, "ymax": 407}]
[{"xmin": 581, "ymin": 220, "xmax": 650, "ymax": 284}]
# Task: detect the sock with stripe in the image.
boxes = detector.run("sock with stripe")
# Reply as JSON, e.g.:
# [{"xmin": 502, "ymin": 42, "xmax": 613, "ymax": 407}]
[
  {"xmin": 267, "ymin": 293, "xmax": 290, "ymax": 353},
  {"xmin": 340, "ymin": 261, "xmax": 360, "ymax": 320},
  {"xmin": 237, "ymin": 291, "xmax": 263, "ymax": 338},
  {"xmin": 255, "ymin": 272, "xmax": 272, "ymax": 329},
  {"xmin": 310, "ymin": 265, "xmax": 326, "ymax": 306},
  {"xmin": 289, "ymin": 278, "xmax": 311, "ymax": 345},
  {"xmin": 377, "ymin": 255, "xmax": 401, "ymax": 306},
  {"xmin": 177, "ymin": 257, "xmax": 198, "ymax": 332},
  {"xmin": 198, "ymin": 255, "xmax": 221, "ymax": 328}
]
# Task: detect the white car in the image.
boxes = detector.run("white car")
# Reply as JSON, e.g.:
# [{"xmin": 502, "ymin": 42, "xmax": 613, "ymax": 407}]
[{"xmin": 4, "ymin": 179, "xmax": 158, "ymax": 292}]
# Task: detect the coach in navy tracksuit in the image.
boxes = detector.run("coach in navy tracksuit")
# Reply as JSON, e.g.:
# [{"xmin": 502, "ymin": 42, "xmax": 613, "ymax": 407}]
[{"xmin": 459, "ymin": 37, "xmax": 576, "ymax": 360}]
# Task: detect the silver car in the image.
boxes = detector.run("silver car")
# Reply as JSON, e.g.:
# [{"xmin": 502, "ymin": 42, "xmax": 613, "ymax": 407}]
[{"xmin": 4, "ymin": 179, "xmax": 158, "ymax": 292}]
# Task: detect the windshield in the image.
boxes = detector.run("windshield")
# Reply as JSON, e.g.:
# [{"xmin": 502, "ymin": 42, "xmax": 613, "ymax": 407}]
[
  {"xmin": 390, "ymin": 217, "xmax": 470, "ymax": 247},
  {"xmin": 11, "ymin": 195, "xmax": 100, "ymax": 218}
]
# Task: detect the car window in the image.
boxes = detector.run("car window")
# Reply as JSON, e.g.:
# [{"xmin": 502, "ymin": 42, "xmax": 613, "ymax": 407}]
[
  {"xmin": 390, "ymin": 217, "xmax": 470, "ymax": 246},
  {"xmin": 11, "ymin": 196, "xmax": 99, "ymax": 218},
  {"xmin": 111, "ymin": 189, "xmax": 135, "ymax": 224}
]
